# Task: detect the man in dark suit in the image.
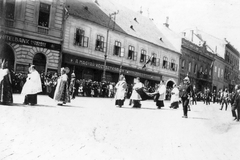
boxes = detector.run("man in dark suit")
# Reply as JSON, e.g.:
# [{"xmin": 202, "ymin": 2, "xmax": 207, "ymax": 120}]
[
  {"xmin": 179, "ymin": 76, "xmax": 193, "ymax": 118},
  {"xmin": 232, "ymin": 85, "xmax": 240, "ymax": 121}
]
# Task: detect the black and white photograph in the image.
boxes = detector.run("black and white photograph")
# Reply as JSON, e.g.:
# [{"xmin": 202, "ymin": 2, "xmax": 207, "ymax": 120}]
[{"xmin": 0, "ymin": 0, "xmax": 240, "ymax": 159}]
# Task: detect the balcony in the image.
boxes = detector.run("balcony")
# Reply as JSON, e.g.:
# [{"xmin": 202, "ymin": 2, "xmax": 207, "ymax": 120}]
[
  {"xmin": 5, "ymin": 19, "xmax": 14, "ymax": 27},
  {"xmin": 38, "ymin": 26, "xmax": 49, "ymax": 35}
]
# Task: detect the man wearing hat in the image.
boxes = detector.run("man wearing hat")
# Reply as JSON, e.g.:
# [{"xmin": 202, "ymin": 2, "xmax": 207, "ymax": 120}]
[
  {"xmin": 179, "ymin": 76, "xmax": 193, "ymax": 118},
  {"xmin": 69, "ymin": 72, "xmax": 76, "ymax": 99}
]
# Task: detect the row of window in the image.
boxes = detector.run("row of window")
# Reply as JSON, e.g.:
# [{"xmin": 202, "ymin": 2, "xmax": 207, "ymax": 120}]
[
  {"xmin": 74, "ymin": 28, "xmax": 178, "ymax": 71},
  {"xmin": 181, "ymin": 59, "xmax": 212, "ymax": 76},
  {"xmin": 0, "ymin": 0, "xmax": 51, "ymax": 28}
]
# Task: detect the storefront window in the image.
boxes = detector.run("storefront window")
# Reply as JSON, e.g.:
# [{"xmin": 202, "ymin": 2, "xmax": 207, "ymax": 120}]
[{"xmin": 38, "ymin": 2, "xmax": 50, "ymax": 27}]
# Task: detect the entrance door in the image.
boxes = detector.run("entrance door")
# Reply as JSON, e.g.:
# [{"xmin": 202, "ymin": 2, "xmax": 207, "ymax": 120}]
[
  {"xmin": 0, "ymin": 43, "xmax": 15, "ymax": 70},
  {"xmin": 33, "ymin": 53, "xmax": 46, "ymax": 74}
]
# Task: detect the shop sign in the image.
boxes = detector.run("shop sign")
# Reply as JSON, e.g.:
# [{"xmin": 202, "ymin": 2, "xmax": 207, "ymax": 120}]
[
  {"xmin": 0, "ymin": 33, "xmax": 61, "ymax": 51},
  {"xmin": 66, "ymin": 56, "xmax": 161, "ymax": 80}
]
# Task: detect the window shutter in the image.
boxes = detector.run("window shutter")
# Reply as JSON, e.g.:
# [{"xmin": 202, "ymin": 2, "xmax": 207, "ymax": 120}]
[
  {"xmin": 103, "ymin": 42, "xmax": 106, "ymax": 53},
  {"xmin": 83, "ymin": 36, "xmax": 88, "ymax": 47},
  {"xmin": 120, "ymin": 47, "xmax": 125, "ymax": 57},
  {"xmin": 134, "ymin": 52, "xmax": 137, "ymax": 61},
  {"xmin": 175, "ymin": 64, "xmax": 178, "ymax": 71},
  {"xmin": 156, "ymin": 58, "xmax": 160, "ymax": 66},
  {"xmin": 74, "ymin": 32, "xmax": 76, "ymax": 45}
]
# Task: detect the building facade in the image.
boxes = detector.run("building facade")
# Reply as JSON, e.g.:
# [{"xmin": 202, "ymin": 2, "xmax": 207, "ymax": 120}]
[
  {"xmin": 180, "ymin": 38, "xmax": 214, "ymax": 93},
  {"xmin": 0, "ymin": 0, "xmax": 64, "ymax": 74},
  {"xmin": 62, "ymin": 0, "xmax": 180, "ymax": 87},
  {"xmin": 224, "ymin": 42, "xmax": 240, "ymax": 92}
]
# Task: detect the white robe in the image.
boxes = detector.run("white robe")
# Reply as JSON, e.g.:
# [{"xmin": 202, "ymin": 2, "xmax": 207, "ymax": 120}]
[
  {"xmin": 170, "ymin": 87, "xmax": 179, "ymax": 103},
  {"xmin": 130, "ymin": 82, "xmax": 143, "ymax": 100},
  {"xmin": 21, "ymin": 70, "xmax": 42, "ymax": 95},
  {"xmin": 115, "ymin": 80, "xmax": 127, "ymax": 100}
]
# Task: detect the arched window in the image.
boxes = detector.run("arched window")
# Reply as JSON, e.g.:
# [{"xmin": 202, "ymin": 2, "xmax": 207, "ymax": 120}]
[
  {"xmin": 33, "ymin": 53, "xmax": 46, "ymax": 74},
  {"xmin": 181, "ymin": 59, "xmax": 185, "ymax": 69},
  {"xmin": 194, "ymin": 64, "xmax": 197, "ymax": 74},
  {"xmin": 188, "ymin": 62, "xmax": 192, "ymax": 73}
]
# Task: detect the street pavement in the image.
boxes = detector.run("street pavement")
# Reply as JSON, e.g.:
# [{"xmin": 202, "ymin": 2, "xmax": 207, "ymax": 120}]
[{"xmin": 0, "ymin": 94, "xmax": 240, "ymax": 160}]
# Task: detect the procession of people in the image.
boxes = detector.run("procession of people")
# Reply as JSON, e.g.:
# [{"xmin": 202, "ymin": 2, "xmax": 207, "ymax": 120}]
[{"xmin": 0, "ymin": 62, "xmax": 239, "ymax": 122}]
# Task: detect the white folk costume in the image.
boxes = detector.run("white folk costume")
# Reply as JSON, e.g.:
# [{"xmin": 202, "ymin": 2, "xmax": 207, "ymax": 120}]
[
  {"xmin": 21, "ymin": 66, "xmax": 42, "ymax": 105},
  {"xmin": 115, "ymin": 77, "xmax": 127, "ymax": 107},
  {"xmin": 53, "ymin": 68, "xmax": 70, "ymax": 105}
]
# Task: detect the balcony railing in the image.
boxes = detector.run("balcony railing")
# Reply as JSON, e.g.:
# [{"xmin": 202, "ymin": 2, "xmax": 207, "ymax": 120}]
[
  {"xmin": 38, "ymin": 26, "xmax": 49, "ymax": 35},
  {"xmin": 5, "ymin": 19, "xmax": 14, "ymax": 27}
]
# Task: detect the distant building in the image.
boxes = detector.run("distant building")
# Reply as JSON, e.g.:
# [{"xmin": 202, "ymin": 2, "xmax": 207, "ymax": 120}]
[
  {"xmin": 0, "ymin": 0, "xmax": 64, "ymax": 74},
  {"xmin": 61, "ymin": 0, "xmax": 180, "ymax": 86},
  {"xmin": 181, "ymin": 29, "xmax": 240, "ymax": 92}
]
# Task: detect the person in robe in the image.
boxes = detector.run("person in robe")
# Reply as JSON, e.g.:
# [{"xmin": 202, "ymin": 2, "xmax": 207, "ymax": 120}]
[
  {"xmin": 170, "ymin": 84, "xmax": 179, "ymax": 109},
  {"xmin": 21, "ymin": 65, "xmax": 42, "ymax": 105},
  {"xmin": 148, "ymin": 80, "xmax": 166, "ymax": 109},
  {"xmin": 53, "ymin": 67, "xmax": 70, "ymax": 105},
  {"xmin": 130, "ymin": 77, "xmax": 144, "ymax": 108},
  {"xmin": 0, "ymin": 59, "xmax": 13, "ymax": 105},
  {"xmin": 114, "ymin": 74, "xmax": 127, "ymax": 108}
]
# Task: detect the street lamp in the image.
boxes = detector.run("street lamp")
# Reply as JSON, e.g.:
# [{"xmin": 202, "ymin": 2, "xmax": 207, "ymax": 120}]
[{"xmin": 102, "ymin": 11, "xmax": 119, "ymax": 82}]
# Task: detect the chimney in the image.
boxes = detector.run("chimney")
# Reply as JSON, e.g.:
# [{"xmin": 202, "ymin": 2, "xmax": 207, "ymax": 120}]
[
  {"xmin": 163, "ymin": 17, "xmax": 169, "ymax": 28},
  {"xmin": 191, "ymin": 30, "xmax": 194, "ymax": 42}
]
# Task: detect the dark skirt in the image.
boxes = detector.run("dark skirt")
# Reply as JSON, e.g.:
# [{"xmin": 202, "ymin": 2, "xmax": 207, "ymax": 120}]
[
  {"xmin": 171, "ymin": 101, "xmax": 179, "ymax": 109},
  {"xmin": 133, "ymin": 100, "xmax": 141, "ymax": 108},
  {"xmin": 156, "ymin": 100, "xmax": 164, "ymax": 109},
  {"xmin": 24, "ymin": 94, "xmax": 37, "ymax": 105},
  {"xmin": 115, "ymin": 99, "xmax": 124, "ymax": 107}
]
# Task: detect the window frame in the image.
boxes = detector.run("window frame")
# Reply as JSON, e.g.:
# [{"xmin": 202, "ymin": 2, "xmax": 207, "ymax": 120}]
[
  {"xmin": 113, "ymin": 40, "xmax": 121, "ymax": 56},
  {"xmin": 140, "ymin": 49, "xmax": 147, "ymax": 63},
  {"xmin": 95, "ymin": 35, "xmax": 105, "ymax": 52},
  {"xmin": 151, "ymin": 53, "xmax": 157, "ymax": 66},
  {"xmin": 38, "ymin": 2, "xmax": 51, "ymax": 28},
  {"xmin": 74, "ymin": 28, "xmax": 89, "ymax": 47},
  {"xmin": 162, "ymin": 56, "xmax": 168, "ymax": 69},
  {"xmin": 128, "ymin": 45, "xmax": 136, "ymax": 60}
]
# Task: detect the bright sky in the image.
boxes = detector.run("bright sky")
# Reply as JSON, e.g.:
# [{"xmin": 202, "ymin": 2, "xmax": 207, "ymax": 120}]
[{"xmin": 112, "ymin": 0, "xmax": 240, "ymax": 51}]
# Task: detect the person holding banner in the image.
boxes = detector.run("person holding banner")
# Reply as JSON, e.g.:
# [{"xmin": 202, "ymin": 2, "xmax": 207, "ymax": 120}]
[
  {"xmin": 148, "ymin": 80, "xmax": 166, "ymax": 109},
  {"xmin": 130, "ymin": 77, "xmax": 144, "ymax": 108}
]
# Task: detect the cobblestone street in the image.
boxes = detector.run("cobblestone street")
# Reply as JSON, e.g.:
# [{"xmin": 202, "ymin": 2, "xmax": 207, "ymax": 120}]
[{"xmin": 0, "ymin": 94, "xmax": 239, "ymax": 160}]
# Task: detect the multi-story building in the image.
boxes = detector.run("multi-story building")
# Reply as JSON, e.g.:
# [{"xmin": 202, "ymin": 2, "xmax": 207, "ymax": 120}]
[
  {"xmin": 180, "ymin": 37, "xmax": 214, "ymax": 92},
  {"xmin": 62, "ymin": 0, "xmax": 180, "ymax": 87},
  {"xmin": 181, "ymin": 29, "xmax": 240, "ymax": 93},
  {"xmin": 0, "ymin": 0, "xmax": 64, "ymax": 74},
  {"xmin": 224, "ymin": 42, "xmax": 240, "ymax": 92}
]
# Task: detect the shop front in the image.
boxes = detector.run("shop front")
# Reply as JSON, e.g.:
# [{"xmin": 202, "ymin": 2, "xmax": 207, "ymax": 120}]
[
  {"xmin": 0, "ymin": 32, "xmax": 61, "ymax": 74},
  {"xmin": 62, "ymin": 53, "xmax": 162, "ymax": 85}
]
